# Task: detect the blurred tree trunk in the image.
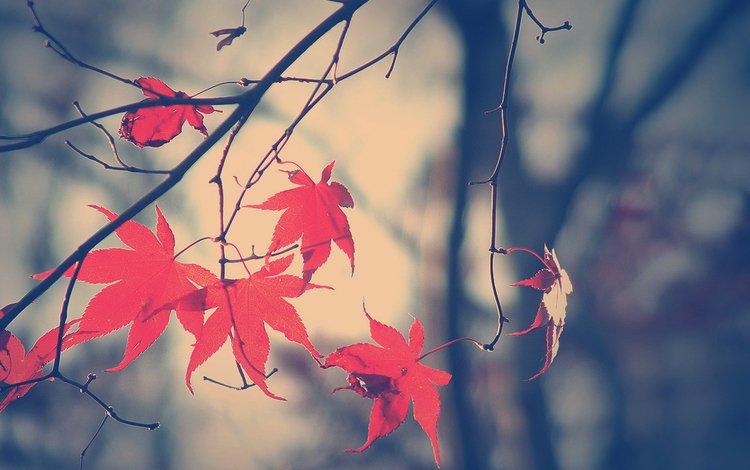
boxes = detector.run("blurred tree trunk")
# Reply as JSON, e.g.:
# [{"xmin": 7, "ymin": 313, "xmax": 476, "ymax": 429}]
[
  {"xmin": 439, "ymin": 1, "xmax": 503, "ymax": 467},
  {"xmin": 499, "ymin": 1, "xmax": 748, "ymax": 469}
]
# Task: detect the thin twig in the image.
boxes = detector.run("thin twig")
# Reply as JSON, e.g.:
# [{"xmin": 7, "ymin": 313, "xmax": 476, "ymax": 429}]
[
  {"xmin": 338, "ymin": 0, "xmax": 440, "ymax": 81},
  {"xmin": 58, "ymin": 374, "xmax": 160, "ymax": 429},
  {"xmin": 331, "ymin": 17, "xmax": 351, "ymax": 83},
  {"xmin": 241, "ymin": 0, "xmax": 252, "ymax": 27},
  {"xmin": 72, "ymin": 102, "xmax": 130, "ymax": 168},
  {"xmin": 203, "ymin": 367, "xmax": 278, "ymax": 391},
  {"xmin": 522, "ymin": 2, "xmax": 571, "ymax": 44},
  {"xmin": 27, "ymin": 0, "xmax": 136, "ymax": 86},
  {"xmin": 68, "ymin": 101, "xmax": 170, "ymax": 174},
  {"xmin": 80, "ymin": 414, "xmax": 108, "ymax": 470},
  {"xmin": 235, "ymin": 360, "xmax": 250, "ymax": 389},
  {"xmin": 0, "ymin": 371, "xmax": 160, "ymax": 430},
  {"xmin": 210, "ymin": 111, "xmax": 250, "ymax": 280},
  {"xmin": 65, "ymin": 141, "xmax": 170, "ymax": 175},
  {"xmin": 223, "ymin": 243, "xmax": 299, "ymax": 263},
  {"xmin": 239, "ymin": 76, "xmax": 333, "ymax": 86}
]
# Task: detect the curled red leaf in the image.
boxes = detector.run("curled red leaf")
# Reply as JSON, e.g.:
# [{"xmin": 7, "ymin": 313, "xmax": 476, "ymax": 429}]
[
  {"xmin": 119, "ymin": 77, "xmax": 220, "ymax": 148},
  {"xmin": 508, "ymin": 245, "xmax": 573, "ymax": 379}
]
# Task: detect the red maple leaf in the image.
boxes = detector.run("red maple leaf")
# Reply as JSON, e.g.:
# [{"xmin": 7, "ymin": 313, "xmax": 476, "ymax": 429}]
[
  {"xmin": 246, "ymin": 161, "xmax": 354, "ymax": 283},
  {"xmin": 171, "ymin": 255, "xmax": 325, "ymax": 398},
  {"xmin": 119, "ymin": 77, "xmax": 220, "ymax": 148},
  {"xmin": 1, "ymin": 305, "xmax": 77, "ymax": 412},
  {"xmin": 508, "ymin": 245, "xmax": 573, "ymax": 379},
  {"xmin": 324, "ymin": 311, "xmax": 451, "ymax": 467},
  {"xmin": 34, "ymin": 205, "xmax": 217, "ymax": 372}
]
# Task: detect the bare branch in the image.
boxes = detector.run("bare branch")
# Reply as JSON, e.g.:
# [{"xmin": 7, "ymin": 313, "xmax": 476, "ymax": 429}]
[
  {"xmin": 238, "ymin": 76, "xmax": 333, "ymax": 86},
  {"xmin": 338, "ymin": 0, "xmax": 440, "ymax": 81},
  {"xmin": 469, "ymin": 0, "xmax": 571, "ymax": 348},
  {"xmin": 1, "ymin": 370, "xmax": 160, "ymax": 430},
  {"xmin": 210, "ymin": 111, "xmax": 250, "ymax": 277},
  {"xmin": 58, "ymin": 374, "xmax": 161, "ymax": 430},
  {"xmin": 27, "ymin": 0, "xmax": 136, "ymax": 86}
]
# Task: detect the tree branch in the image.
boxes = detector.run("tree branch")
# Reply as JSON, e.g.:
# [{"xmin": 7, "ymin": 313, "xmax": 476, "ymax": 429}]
[{"xmin": 0, "ymin": 0, "xmax": 369, "ymax": 332}]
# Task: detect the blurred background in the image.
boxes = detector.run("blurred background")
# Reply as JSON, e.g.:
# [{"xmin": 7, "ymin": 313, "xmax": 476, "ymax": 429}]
[{"xmin": 1, "ymin": 0, "xmax": 749, "ymax": 469}]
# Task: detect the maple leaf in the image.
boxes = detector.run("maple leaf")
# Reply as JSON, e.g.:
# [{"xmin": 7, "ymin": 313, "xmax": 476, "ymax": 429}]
[
  {"xmin": 170, "ymin": 255, "xmax": 325, "ymax": 398},
  {"xmin": 324, "ymin": 311, "xmax": 451, "ymax": 467},
  {"xmin": 1, "ymin": 305, "xmax": 78, "ymax": 412},
  {"xmin": 34, "ymin": 205, "xmax": 217, "ymax": 372},
  {"xmin": 211, "ymin": 0, "xmax": 250, "ymax": 51},
  {"xmin": 211, "ymin": 26, "xmax": 247, "ymax": 51},
  {"xmin": 119, "ymin": 77, "xmax": 220, "ymax": 148},
  {"xmin": 246, "ymin": 161, "xmax": 354, "ymax": 283},
  {"xmin": 508, "ymin": 245, "xmax": 573, "ymax": 379}
]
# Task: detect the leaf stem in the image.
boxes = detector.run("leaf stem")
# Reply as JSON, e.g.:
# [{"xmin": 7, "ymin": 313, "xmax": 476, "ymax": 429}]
[
  {"xmin": 506, "ymin": 246, "xmax": 546, "ymax": 265},
  {"xmin": 418, "ymin": 337, "xmax": 485, "ymax": 362},
  {"xmin": 173, "ymin": 236, "xmax": 215, "ymax": 261}
]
